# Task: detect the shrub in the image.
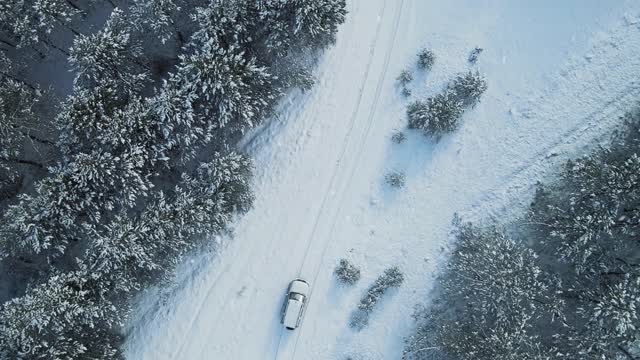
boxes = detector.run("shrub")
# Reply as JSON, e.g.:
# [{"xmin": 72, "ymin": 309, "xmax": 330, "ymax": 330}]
[
  {"xmin": 401, "ymin": 87, "xmax": 412, "ymax": 97},
  {"xmin": 417, "ymin": 48, "xmax": 435, "ymax": 70},
  {"xmin": 350, "ymin": 266, "xmax": 404, "ymax": 330},
  {"xmin": 468, "ymin": 47, "xmax": 483, "ymax": 64},
  {"xmin": 397, "ymin": 69, "xmax": 413, "ymax": 86},
  {"xmin": 334, "ymin": 259, "xmax": 361, "ymax": 285},
  {"xmin": 385, "ymin": 170, "xmax": 406, "ymax": 188},
  {"xmin": 391, "ymin": 130, "xmax": 407, "ymax": 144},
  {"xmin": 451, "ymin": 71, "xmax": 487, "ymax": 107}
]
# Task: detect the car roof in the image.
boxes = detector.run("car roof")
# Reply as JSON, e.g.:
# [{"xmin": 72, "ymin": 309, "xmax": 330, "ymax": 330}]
[{"xmin": 283, "ymin": 298, "xmax": 303, "ymax": 328}]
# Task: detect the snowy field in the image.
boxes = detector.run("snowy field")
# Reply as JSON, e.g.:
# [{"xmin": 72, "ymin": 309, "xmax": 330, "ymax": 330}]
[{"xmin": 125, "ymin": 0, "xmax": 640, "ymax": 359}]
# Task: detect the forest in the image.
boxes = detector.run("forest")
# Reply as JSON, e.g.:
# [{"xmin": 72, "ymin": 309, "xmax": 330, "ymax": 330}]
[
  {"xmin": 0, "ymin": 0, "xmax": 346, "ymax": 358},
  {"xmin": 404, "ymin": 113, "xmax": 640, "ymax": 359}
]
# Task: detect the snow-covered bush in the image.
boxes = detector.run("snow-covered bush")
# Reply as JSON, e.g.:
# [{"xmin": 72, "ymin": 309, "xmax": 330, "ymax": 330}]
[
  {"xmin": 468, "ymin": 46, "xmax": 483, "ymax": 64},
  {"xmin": 385, "ymin": 170, "xmax": 406, "ymax": 188},
  {"xmin": 407, "ymin": 90, "xmax": 464, "ymax": 136},
  {"xmin": 391, "ymin": 130, "xmax": 407, "ymax": 144},
  {"xmin": 350, "ymin": 267, "xmax": 404, "ymax": 331},
  {"xmin": 334, "ymin": 259, "xmax": 361, "ymax": 285},
  {"xmin": 397, "ymin": 69, "xmax": 413, "ymax": 87},
  {"xmin": 417, "ymin": 48, "xmax": 435, "ymax": 70}
]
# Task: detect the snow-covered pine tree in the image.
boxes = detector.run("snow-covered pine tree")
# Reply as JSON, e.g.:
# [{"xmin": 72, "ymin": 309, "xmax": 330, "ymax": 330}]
[
  {"xmin": 177, "ymin": 30, "xmax": 275, "ymax": 132},
  {"xmin": 404, "ymin": 224, "xmax": 561, "ymax": 360},
  {"xmin": 397, "ymin": 69, "xmax": 413, "ymax": 86},
  {"xmin": 69, "ymin": 8, "xmax": 147, "ymax": 91},
  {"xmin": 0, "ymin": 79, "xmax": 44, "ymax": 184},
  {"xmin": 85, "ymin": 152, "xmax": 253, "ymax": 292},
  {"xmin": 254, "ymin": 0, "xmax": 347, "ymax": 56},
  {"xmin": 150, "ymin": 79, "xmax": 203, "ymax": 160},
  {"xmin": 451, "ymin": 70, "xmax": 487, "ymax": 107},
  {"xmin": 130, "ymin": 0, "xmax": 184, "ymax": 44},
  {"xmin": 1, "ymin": 143, "xmax": 155, "ymax": 258},
  {"xmin": 334, "ymin": 259, "xmax": 361, "ymax": 285},
  {"xmin": 0, "ymin": 177, "xmax": 73, "ymax": 256},
  {"xmin": 56, "ymin": 79, "xmax": 164, "ymax": 162},
  {"xmin": 527, "ymin": 117, "xmax": 640, "ymax": 358},
  {"xmin": 407, "ymin": 89, "xmax": 464, "ymax": 136},
  {"xmin": 0, "ymin": 0, "xmax": 81, "ymax": 54},
  {"xmin": 417, "ymin": 48, "xmax": 435, "ymax": 70},
  {"xmin": 0, "ymin": 269, "xmax": 122, "ymax": 359}
]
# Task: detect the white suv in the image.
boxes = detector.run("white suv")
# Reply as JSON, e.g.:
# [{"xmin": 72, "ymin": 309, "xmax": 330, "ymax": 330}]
[{"xmin": 281, "ymin": 279, "xmax": 310, "ymax": 330}]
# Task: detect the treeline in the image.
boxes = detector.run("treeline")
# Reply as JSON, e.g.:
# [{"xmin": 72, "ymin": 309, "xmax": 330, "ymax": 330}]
[
  {"xmin": 0, "ymin": 0, "xmax": 346, "ymax": 358},
  {"xmin": 404, "ymin": 112, "xmax": 640, "ymax": 359}
]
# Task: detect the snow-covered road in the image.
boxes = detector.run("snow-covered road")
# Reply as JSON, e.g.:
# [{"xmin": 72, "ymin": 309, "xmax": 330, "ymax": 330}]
[{"xmin": 126, "ymin": 1, "xmax": 640, "ymax": 359}]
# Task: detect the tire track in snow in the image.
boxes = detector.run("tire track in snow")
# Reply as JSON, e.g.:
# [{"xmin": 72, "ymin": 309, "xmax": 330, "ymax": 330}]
[
  {"xmin": 282, "ymin": 1, "xmax": 405, "ymax": 358},
  {"xmin": 166, "ymin": 1, "xmax": 388, "ymax": 359},
  {"xmin": 283, "ymin": 9, "xmax": 639, "ymax": 358},
  {"xmin": 272, "ymin": 0, "xmax": 393, "ymax": 357},
  {"xmin": 274, "ymin": 0, "xmax": 392, "ymax": 359},
  {"xmin": 166, "ymin": 6, "xmax": 359, "ymax": 358}
]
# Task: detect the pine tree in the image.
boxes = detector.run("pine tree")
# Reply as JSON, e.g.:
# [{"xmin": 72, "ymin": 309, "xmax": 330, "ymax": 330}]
[
  {"xmin": 1, "ymin": 178, "xmax": 72, "ymax": 256},
  {"xmin": 527, "ymin": 118, "xmax": 640, "ymax": 357},
  {"xmin": 69, "ymin": 8, "xmax": 147, "ymax": 91},
  {"xmin": 57, "ymin": 80, "xmax": 163, "ymax": 161},
  {"xmin": 404, "ymin": 225, "xmax": 561, "ymax": 360},
  {"xmin": 177, "ymin": 30, "xmax": 275, "ymax": 131},
  {"xmin": 0, "ymin": 80, "xmax": 41, "ymax": 173},
  {"xmin": 130, "ymin": 0, "xmax": 183, "ymax": 44},
  {"xmin": 150, "ymin": 80, "xmax": 202, "ymax": 159},
  {"xmin": 451, "ymin": 70, "xmax": 487, "ymax": 107},
  {"xmin": 85, "ymin": 152, "xmax": 253, "ymax": 291},
  {"xmin": 417, "ymin": 48, "xmax": 435, "ymax": 70},
  {"xmin": 254, "ymin": 0, "xmax": 347, "ymax": 56},
  {"xmin": 397, "ymin": 69, "xmax": 413, "ymax": 86},
  {"xmin": 334, "ymin": 259, "xmax": 361, "ymax": 285},
  {"xmin": 407, "ymin": 90, "xmax": 464, "ymax": 135},
  {"xmin": 0, "ymin": 269, "xmax": 122, "ymax": 359},
  {"xmin": 0, "ymin": 0, "xmax": 81, "ymax": 54},
  {"xmin": 406, "ymin": 71, "xmax": 486, "ymax": 136}
]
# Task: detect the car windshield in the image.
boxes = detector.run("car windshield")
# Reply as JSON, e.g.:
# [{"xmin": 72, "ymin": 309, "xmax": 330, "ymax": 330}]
[{"xmin": 289, "ymin": 293, "xmax": 304, "ymax": 301}]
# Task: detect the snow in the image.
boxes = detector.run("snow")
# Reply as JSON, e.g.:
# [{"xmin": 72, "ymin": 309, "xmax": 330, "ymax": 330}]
[{"xmin": 125, "ymin": 1, "xmax": 640, "ymax": 359}]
